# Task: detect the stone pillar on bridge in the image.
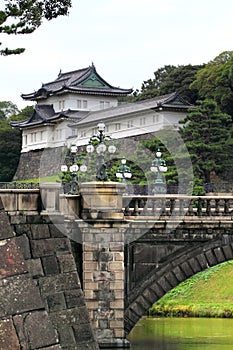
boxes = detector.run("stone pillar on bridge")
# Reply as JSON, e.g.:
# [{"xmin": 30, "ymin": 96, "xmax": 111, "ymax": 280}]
[{"xmin": 78, "ymin": 181, "xmax": 130, "ymax": 348}]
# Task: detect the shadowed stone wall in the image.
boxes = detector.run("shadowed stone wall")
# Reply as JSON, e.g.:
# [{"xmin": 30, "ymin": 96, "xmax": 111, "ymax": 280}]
[
  {"xmin": 0, "ymin": 197, "xmax": 99, "ymax": 350},
  {"xmin": 14, "ymin": 147, "xmax": 66, "ymax": 180}
]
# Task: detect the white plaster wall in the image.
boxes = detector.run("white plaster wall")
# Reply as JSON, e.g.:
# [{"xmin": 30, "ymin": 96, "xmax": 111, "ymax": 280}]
[
  {"xmin": 38, "ymin": 93, "xmax": 118, "ymax": 112},
  {"xmin": 70, "ymin": 110, "xmax": 185, "ymax": 148},
  {"xmin": 21, "ymin": 120, "xmax": 71, "ymax": 152}
]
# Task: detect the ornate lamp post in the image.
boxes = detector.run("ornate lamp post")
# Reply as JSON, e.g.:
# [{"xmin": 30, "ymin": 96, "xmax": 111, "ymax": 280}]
[
  {"xmin": 116, "ymin": 157, "xmax": 132, "ymax": 195},
  {"xmin": 150, "ymin": 148, "xmax": 167, "ymax": 194},
  {"xmin": 116, "ymin": 157, "xmax": 132, "ymax": 183},
  {"xmin": 86, "ymin": 122, "xmax": 116, "ymax": 181},
  {"xmin": 61, "ymin": 144, "xmax": 87, "ymax": 194}
]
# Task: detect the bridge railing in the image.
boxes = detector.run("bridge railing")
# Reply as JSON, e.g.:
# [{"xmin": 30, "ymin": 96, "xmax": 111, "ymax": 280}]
[
  {"xmin": 122, "ymin": 195, "xmax": 233, "ymax": 217},
  {"xmin": 0, "ymin": 182, "xmax": 39, "ymax": 189}
]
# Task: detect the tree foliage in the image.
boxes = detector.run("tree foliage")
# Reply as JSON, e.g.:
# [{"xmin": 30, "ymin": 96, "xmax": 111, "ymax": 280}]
[
  {"xmin": 0, "ymin": 103, "xmax": 33, "ymax": 181},
  {"xmin": 0, "ymin": 100, "xmax": 18, "ymax": 120},
  {"xmin": 134, "ymin": 64, "xmax": 203, "ymax": 104},
  {"xmin": 0, "ymin": 0, "xmax": 72, "ymax": 55},
  {"xmin": 179, "ymin": 99, "xmax": 232, "ymax": 183},
  {"xmin": 191, "ymin": 51, "xmax": 233, "ymax": 117}
]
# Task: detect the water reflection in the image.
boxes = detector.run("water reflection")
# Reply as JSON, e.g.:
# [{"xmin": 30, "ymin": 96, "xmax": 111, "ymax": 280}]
[{"xmin": 126, "ymin": 317, "xmax": 233, "ymax": 350}]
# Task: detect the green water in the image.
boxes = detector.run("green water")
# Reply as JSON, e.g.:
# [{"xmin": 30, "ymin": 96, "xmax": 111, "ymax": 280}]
[{"xmin": 127, "ymin": 317, "xmax": 233, "ymax": 349}]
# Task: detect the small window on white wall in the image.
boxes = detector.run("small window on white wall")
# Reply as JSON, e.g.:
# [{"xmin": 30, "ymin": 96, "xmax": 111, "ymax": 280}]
[
  {"xmin": 59, "ymin": 100, "xmax": 65, "ymax": 110},
  {"xmin": 77, "ymin": 100, "xmax": 82, "ymax": 108},
  {"xmin": 83, "ymin": 100, "xmax": 88, "ymax": 109},
  {"xmin": 140, "ymin": 117, "xmax": 146, "ymax": 126},
  {"xmin": 127, "ymin": 120, "xmax": 134, "ymax": 128},
  {"xmin": 153, "ymin": 114, "xmax": 160, "ymax": 123},
  {"xmin": 100, "ymin": 101, "xmax": 104, "ymax": 109},
  {"xmin": 115, "ymin": 123, "xmax": 121, "ymax": 131},
  {"xmin": 80, "ymin": 130, "xmax": 86, "ymax": 138}
]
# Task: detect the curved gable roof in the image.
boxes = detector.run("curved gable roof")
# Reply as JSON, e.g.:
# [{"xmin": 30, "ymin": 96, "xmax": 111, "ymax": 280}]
[{"xmin": 21, "ymin": 64, "xmax": 132, "ymax": 101}]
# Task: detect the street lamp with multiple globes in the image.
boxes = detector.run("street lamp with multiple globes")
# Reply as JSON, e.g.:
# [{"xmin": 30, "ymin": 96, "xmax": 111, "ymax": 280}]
[
  {"xmin": 116, "ymin": 157, "xmax": 132, "ymax": 183},
  {"xmin": 116, "ymin": 157, "xmax": 132, "ymax": 194},
  {"xmin": 61, "ymin": 144, "xmax": 87, "ymax": 195},
  {"xmin": 86, "ymin": 122, "xmax": 116, "ymax": 181},
  {"xmin": 150, "ymin": 148, "xmax": 168, "ymax": 194}
]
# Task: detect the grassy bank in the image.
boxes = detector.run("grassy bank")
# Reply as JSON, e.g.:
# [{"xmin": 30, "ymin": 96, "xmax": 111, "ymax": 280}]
[{"xmin": 149, "ymin": 260, "xmax": 233, "ymax": 318}]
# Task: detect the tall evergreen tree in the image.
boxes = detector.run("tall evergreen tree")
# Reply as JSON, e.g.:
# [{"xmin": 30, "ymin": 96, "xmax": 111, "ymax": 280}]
[{"xmin": 179, "ymin": 99, "xmax": 232, "ymax": 183}]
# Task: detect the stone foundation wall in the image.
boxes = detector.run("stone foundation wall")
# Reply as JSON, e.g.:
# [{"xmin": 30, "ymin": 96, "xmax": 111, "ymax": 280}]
[
  {"xmin": 14, "ymin": 147, "xmax": 66, "ymax": 180},
  {"xmin": 0, "ymin": 197, "xmax": 99, "ymax": 350}
]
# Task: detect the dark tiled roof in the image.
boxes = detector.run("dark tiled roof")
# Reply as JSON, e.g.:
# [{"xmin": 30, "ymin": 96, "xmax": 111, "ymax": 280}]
[
  {"xmin": 71, "ymin": 92, "xmax": 193, "ymax": 127},
  {"xmin": 10, "ymin": 104, "xmax": 68, "ymax": 128},
  {"xmin": 21, "ymin": 64, "xmax": 132, "ymax": 101}
]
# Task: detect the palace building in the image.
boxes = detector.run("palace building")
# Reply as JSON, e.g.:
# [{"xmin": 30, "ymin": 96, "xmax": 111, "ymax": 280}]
[{"xmin": 11, "ymin": 64, "xmax": 192, "ymax": 179}]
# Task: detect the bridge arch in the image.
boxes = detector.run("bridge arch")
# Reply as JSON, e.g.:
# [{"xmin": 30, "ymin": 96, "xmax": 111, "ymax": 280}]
[{"xmin": 124, "ymin": 237, "xmax": 233, "ymax": 334}]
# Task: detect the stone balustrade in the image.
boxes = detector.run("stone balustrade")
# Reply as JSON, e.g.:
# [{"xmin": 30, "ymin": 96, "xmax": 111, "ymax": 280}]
[{"xmin": 123, "ymin": 195, "xmax": 233, "ymax": 218}]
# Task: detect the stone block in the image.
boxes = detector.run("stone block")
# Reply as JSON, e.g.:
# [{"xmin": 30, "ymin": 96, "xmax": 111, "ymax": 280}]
[
  {"xmin": 0, "ymin": 212, "xmax": 14, "ymax": 239},
  {"xmin": 57, "ymin": 254, "xmax": 77, "ymax": 273},
  {"xmin": 39, "ymin": 272, "xmax": 80, "ymax": 295},
  {"xmin": 73, "ymin": 323, "xmax": 94, "ymax": 343},
  {"xmin": 55, "ymin": 325, "xmax": 76, "ymax": 348},
  {"xmin": 0, "ymin": 318, "xmax": 20, "ymax": 350},
  {"xmin": 31, "ymin": 238, "xmax": 71, "ymax": 258},
  {"xmin": 214, "ymin": 247, "xmax": 225, "ymax": 263},
  {"xmin": 114, "ymin": 329, "xmax": 125, "ymax": 338},
  {"xmin": 18, "ymin": 192, "xmax": 40, "ymax": 212},
  {"xmin": 50, "ymin": 307, "xmax": 90, "ymax": 327},
  {"xmin": 47, "ymin": 293, "xmax": 66, "ymax": 311},
  {"xmin": 14, "ymin": 311, "xmax": 59, "ymax": 349},
  {"xmin": 110, "ymin": 300, "xmax": 124, "ymax": 309},
  {"xmin": 0, "ymin": 192, "xmax": 18, "ymax": 211},
  {"xmin": 86, "ymin": 301, "xmax": 99, "ymax": 309},
  {"xmin": 84, "ymin": 290, "xmax": 94, "ymax": 299},
  {"xmin": 15, "ymin": 234, "xmax": 31, "ymax": 259},
  {"xmin": 114, "ymin": 252, "xmax": 124, "ymax": 261},
  {"xmin": 26, "ymin": 258, "xmax": 44, "ymax": 278},
  {"xmin": 98, "ymin": 251, "xmax": 113, "ymax": 262},
  {"xmin": 109, "ymin": 261, "xmax": 124, "ymax": 271},
  {"xmin": 42, "ymin": 255, "xmax": 60, "ymax": 275},
  {"xmin": 83, "ymin": 252, "xmax": 94, "ymax": 261},
  {"xmin": 0, "ymin": 275, "xmax": 44, "ymax": 317},
  {"xmin": 94, "ymin": 290, "xmax": 114, "ymax": 301},
  {"xmin": 205, "ymin": 250, "xmax": 217, "ymax": 266},
  {"xmin": 83, "ymin": 281, "xmax": 98, "ymax": 291},
  {"xmin": 0, "ymin": 238, "xmax": 27, "ymax": 279},
  {"xmin": 109, "ymin": 281, "xmax": 124, "ymax": 290},
  {"xmin": 83, "ymin": 261, "xmax": 98, "ymax": 270},
  {"xmin": 65, "ymin": 289, "xmax": 86, "ymax": 308},
  {"xmin": 31, "ymin": 224, "xmax": 50, "ymax": 239},
  {"xmin": 94, "ymin": 271, "xmax": 114, "ymax": 282},
  {"xmin": 49, "ymin": 223, "xmax": 66, "ymax": 238},
  {"xmin": 110, "ymin": 320, "xmax": 124, "ymax": 329}
]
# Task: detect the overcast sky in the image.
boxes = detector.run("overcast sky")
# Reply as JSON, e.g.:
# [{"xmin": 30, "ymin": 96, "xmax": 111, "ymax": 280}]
[{"xmin": 1, "ymin": 0, "xmax": 233, "ymax": 109}]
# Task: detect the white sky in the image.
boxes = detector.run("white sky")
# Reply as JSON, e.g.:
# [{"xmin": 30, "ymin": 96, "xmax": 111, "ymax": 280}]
[{"xmin": 1, "ymin": 0, "xmax": 233, "ymax": 109}]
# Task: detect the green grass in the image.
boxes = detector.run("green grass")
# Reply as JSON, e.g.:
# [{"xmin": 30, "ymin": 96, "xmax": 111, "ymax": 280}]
[
  {"xmin": 149, "ymin": 260, "xmax": 233, "ymax": 318},
  {"xmin": 17, "ymin": 175, "xmax": 60, "ymax": 183}
]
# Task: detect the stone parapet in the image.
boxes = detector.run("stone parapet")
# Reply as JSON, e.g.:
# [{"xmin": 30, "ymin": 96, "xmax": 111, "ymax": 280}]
[{"xmin": 80, "ymin": 181, "xmax": 125, "ymax": 220}]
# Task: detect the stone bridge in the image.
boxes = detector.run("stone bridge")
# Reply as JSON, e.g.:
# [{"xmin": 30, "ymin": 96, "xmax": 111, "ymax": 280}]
[{"xmin": 0, "ymin": 183, "xmax": 232, "ymax": 348}]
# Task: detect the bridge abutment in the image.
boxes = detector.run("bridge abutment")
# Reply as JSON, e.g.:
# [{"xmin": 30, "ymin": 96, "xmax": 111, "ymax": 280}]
[{"xmin": 76, "ymin": 182, "xmax": 130, "ymax": 348}]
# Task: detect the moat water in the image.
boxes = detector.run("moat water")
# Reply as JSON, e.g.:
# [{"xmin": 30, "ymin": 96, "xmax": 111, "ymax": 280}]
[{"xmin": 125, "ymin": 317, "xmax": 233, "ymax": 349}]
